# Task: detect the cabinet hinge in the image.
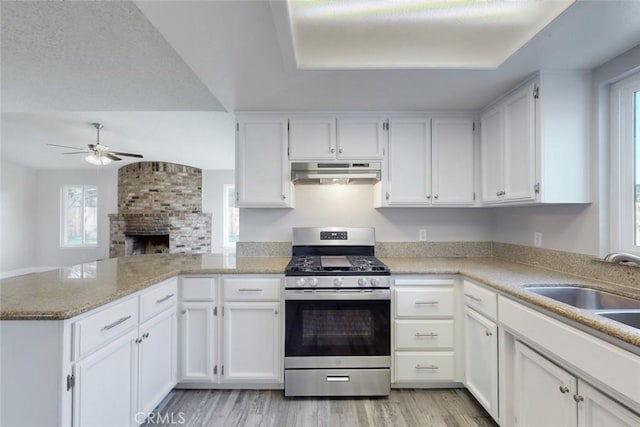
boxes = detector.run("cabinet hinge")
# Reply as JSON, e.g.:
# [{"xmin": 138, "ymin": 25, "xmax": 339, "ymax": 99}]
[
  {"xmin": 534, "ymin": 182, "xmax": 540, "ymax": 194},
  {"xmin": 472, "ymin": 122, "xmax": 475, "ymax": 131},
  {"xmin": 235, "ymin": 192, "xmax": 239, "ymax": 202},
  {"xmin": 236, "ymin": 122, "xmax": 239, "ymax": 132},
  {"xmin": 222, "ymin": 366, "xmax": 224, "ymax": 376},
  {"xmin": 385, "ymin": 192, "xmax": 390, "ymax": 201},
  {"xmin": 222, "ymin": 306, "xmax": 224, "ymax": 316},
  {"xmin": 66, "ymin": 374, "xmax": 75, "ymax": 391},
  {"xmin": 533, "ymin": 86, "xmax": 539, "ymax": 99},
  {"xmin": 473, "ymin": 192, "xmax": 476, "ymax": 201},
  {"xmin": 214, "ymin": 365, "xmax": 218, "ymax": 375},
  {"xmin": 213, "ymin": 307, "xmax": 217, "ymax": 316}
]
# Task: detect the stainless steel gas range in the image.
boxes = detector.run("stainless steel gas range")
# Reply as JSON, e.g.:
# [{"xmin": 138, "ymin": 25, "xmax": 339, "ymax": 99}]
[{"xmin": 284, "ymin": 227, "xmax": 391, "ymax": 397}]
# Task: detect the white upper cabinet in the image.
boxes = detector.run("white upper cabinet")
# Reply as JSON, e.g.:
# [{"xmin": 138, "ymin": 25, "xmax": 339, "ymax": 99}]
[
  {"xmin": 431, "ymin": 117, "xmax": 475, "ymax": 205},
  {"xmin": 236, "ymin": 117, "xmax": 293, "ymax": 208},
  {"xmin": 376, "ymin": 116, "xmax": 474, "ymax": 207},
  {"xmin": 480, "ymin": 70, "xmax": 590, "ymax": 205},
  {"xmin": 384, "ymin": 118, "xmax": 431, "ymax": 206},
  {"xmin": 289, "ymin": 116, "xmax": 385, "ymax": 161},
  {"xmin": 336, "ymin": 117, "xmax": 386, "ymax": 159},
  {"xmin": 288, "ymin": 117, "xmax": 336, "ymax": 160}
]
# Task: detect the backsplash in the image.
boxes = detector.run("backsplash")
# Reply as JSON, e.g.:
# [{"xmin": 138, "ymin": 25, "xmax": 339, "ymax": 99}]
[{"xmin": 492, "ymin": 242, "xmax": 640, "ymax": 289}]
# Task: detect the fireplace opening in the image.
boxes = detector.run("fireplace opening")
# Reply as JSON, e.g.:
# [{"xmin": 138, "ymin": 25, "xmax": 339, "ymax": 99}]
[{"xmin": 125, "ymin": 234, "xmax": 169, "ymax": 256}]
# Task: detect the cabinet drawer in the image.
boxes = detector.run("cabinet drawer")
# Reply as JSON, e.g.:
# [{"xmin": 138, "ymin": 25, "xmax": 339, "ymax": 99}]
[
  {"xmin": 181, "ymin": 276, "xmax": 217, "ymax": 301},
  {"xmin": 140, "ymin": 279, "xmax": 177, "ymax": 322},
  {"xmin": 463, "ymin": 280, "xmax": 497, "ymax": 321},
  {"xmin": 395, "ymin": 287, "xmax": 454, "ymax": 317},
  {"xmin": 73, "ymin": 297, "xmax": 138, "ymax": 360},
  {"xmin": 395, "ymin": 320, "xmax": 454, "ymax": 350},
  {"xmin": 223, "ymin": 277, "xmax": 282, "ymax": 301},
  {"xmin": 395, "ymin": 352, "xmax": 455, "ymax": 382}
]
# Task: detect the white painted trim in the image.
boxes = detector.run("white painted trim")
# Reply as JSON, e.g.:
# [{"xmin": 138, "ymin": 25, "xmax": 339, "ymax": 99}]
[
  {"xmin": 0, "ymin": 266, "xmax": 59, "ymax": 279},
  {"xmin": 609, "ymin": 72, "xmax": 640, "ymax": 254}
]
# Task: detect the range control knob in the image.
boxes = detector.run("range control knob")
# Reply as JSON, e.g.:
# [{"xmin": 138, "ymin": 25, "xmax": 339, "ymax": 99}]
[
  {"xmin": 358, "ymin": 278, "xmax": 368, "ymax": 287},
  {"xmin": 334, "ymin": 277, "xmax": 344, "ymax": 287},
  {"xmin": 296, "ymin": 277, "xmax": 306, "ymax": 287},
  {"xmin": 308, "ymin": 277, "xmax": 319, "ymax": 287},
  {"xmin": 370, "ymin": 278, "xmax": 381, "ymax": 287}
]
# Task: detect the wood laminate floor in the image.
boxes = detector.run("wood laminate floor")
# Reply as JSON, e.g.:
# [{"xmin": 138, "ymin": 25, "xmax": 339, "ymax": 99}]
[{"xmin": 142, "ymin": 388, "xmax": 498, "ymax": 427}]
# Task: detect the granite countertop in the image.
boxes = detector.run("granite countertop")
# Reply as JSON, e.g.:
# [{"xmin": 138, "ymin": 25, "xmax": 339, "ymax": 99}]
[
  {"xmin": 2, "ymin": 254, "xmax": 639, "ymax": 351},
  {"xmin": 0, "ymin": 254, "xmax": 289, "ymax": 321}
]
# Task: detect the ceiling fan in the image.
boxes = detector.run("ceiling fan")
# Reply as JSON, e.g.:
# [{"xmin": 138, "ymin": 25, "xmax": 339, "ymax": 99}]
[{"xmin": 48, "ymin": 122, "xmax": 144, "ymax": 165}]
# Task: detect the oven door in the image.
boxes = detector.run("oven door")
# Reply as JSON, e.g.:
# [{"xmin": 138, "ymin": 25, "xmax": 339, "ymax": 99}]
[{"xmin": 284, "ymin": 289, "xmax": 390, "ymax": 369}]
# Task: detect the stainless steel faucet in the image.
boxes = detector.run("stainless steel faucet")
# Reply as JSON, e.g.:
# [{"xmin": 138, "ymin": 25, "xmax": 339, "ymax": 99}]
[{"xmin": 603, "ymin": 253, "xmax": 640, "ymax": 266}]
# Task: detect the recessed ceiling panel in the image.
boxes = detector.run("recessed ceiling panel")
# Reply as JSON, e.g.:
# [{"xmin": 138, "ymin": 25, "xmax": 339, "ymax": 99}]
[{"xmin": 288, "ymin": 0, "xmax": 576, "ymax": 69}]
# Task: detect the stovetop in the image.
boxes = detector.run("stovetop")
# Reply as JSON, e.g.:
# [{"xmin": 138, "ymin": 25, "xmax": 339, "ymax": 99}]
[{"xmin": 285, "ymin": 255, "xmax": 390, "ymax": 276}]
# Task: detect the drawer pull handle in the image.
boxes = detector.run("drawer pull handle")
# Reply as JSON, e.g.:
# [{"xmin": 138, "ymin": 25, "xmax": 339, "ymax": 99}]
[
  {"xmin": 326, "ymin": 376, "xmax": 350, "ymax": 382},
  {"xmin": 559, "ymin": 386, "xmax": 570, "ymax": 394},
  {"xmin": 414, "ymin": 332, "xmax": 438, "ymax": 338},
  {"xmin": 415, "ymin": 364, "xmax": 439, "ymax": 370},
  {"xmin": 102, "ymin": 315, "xmax": 132, "ymax": 331},
  {"xmin": 415, "ymin": 301, "xmax": 439, "ymax": 305},
  {"xmin": 156, "ymin": 294, "xmax": 175, "ymax": 304},
  {"xmin": 464, "ymin": 293, "xmax": 482, "ymax": 303},
  {"xmin": 238, "ymin": 288, "xmax": 263, "ymax": 292}
]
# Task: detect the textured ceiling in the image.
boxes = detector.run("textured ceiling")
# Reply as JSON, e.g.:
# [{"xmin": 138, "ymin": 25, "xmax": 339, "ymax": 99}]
[{"xmin": 1, "ymin": 1, "xmax": 224, "ymax": 112}]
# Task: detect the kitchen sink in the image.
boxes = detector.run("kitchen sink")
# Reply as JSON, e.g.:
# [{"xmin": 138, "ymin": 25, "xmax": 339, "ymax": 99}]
[
  {"xmin": 523, "ymin": 286, "xmax": 640, "ymax": 310},
  {"xmin": 596, "ymin": 311, "xmax": 640, "ymax": 329}
]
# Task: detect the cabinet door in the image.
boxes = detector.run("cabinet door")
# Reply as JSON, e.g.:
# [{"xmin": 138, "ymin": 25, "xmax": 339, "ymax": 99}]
[
  {"xmin": 431, "ymin": 118, "xmax": 474, "ymax": 205},
  {"xmin": 336, "ymin": 117, "xmax": 385, "ymax": 159},
  {"xmin": 464, "ymin": 308, "xmax": 498, "ymax": 420},
  {"xmin": 223, "ymin": 301, "xmax": 281, "ymax": 382},
  {"xmin": 387, "ymin": 118, "xmax": 431, "ymax": 205},
  {"xmin": 577, "ymin": 380, "xmax": 640, "ymax": 427},
  {"xmin": 138, "ymin": 309, "xmax": 177, "ymax": 415},
  {"xmin": 179, "ymin": 302, "xmax": 216, "ymax": 382},
  {"xmin": 513, "ymin": 340, "xmax": 577, "ymax": 427},
  {"xmin": 480, "ymin": 106, "xmax": 503, "ymax": 203},
  {"xmin": 503, "ymin": 84, "xmax": 536, "ymax": 202},
  {"xmin": 289, "ymin": 118, "xmax": 336, "ymax": 160},
  {"xmin": 236, "ymin": 119, "xmax": 292, "ymax": 207},
  {"xmin": 73, "ymin": 329, "xmax": 138, "ymax": 427}
]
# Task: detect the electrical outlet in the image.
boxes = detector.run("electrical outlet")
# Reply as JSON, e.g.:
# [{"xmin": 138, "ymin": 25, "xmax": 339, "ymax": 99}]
[
  {"xmin": 533, "ymin": 232, "xmax": 542, "ymax": 247},
  {"xmin": 419, "ymin": 229, "xmax": 427, "ymax": 241}
]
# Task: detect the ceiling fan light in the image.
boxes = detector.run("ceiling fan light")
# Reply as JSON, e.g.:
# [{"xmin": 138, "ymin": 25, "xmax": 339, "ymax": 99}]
[{"xmin": 85, "ymin": 153, "xmax": 112, "ymax": 166}]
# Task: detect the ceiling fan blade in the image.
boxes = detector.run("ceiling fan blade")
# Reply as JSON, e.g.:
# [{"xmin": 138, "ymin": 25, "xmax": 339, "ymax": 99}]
[
  {"xmin": 47, "ymin": 143, "xmax": 85, "ymax": 151},
  {"xmin": 104, "ymin": 153, "xmax": 122, "ymax": 161},
  {"xmin": 111, "ymin": 151, "xmax": 143, "ymax": 158},
  {"xmin": 63, "ymin": 151, "xmax": 90, "ymax": 155}
]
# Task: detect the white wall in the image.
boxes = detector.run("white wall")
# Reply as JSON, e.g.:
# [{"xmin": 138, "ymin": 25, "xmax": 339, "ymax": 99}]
[
  {"xmin": 240, "ymin": 184, "xmax": 493, "ymax": 242},
  {"xmin": 35, "ymin": 169, "xmax": 117, "ymax": 267},
  {"xmin": 492, "ymin": 44, "xmax": 640, "ymax": 257},
  {"xmin": 202, "ymin": 169, "xmax": 235, "ymax": 253},
  {"xmin": 1, "ymin": 159, "xmax": 38, "ymax": 273}
]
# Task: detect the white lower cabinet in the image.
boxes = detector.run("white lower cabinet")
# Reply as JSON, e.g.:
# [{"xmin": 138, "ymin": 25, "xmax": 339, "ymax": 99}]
[
  {"xmin": 138, "ymin": 309, "xmax": 177, "ymax": 416},
  {"xmin": 179, "ymin": 302, "xmax": 217, "ymax": 382},
  {"xmin": 513, "ymin": 340, "xmax": 640, "ymax": 427},
  {"xmin": 393, "ymin": 277, "xmax": 458, "ymax": 385},
  {"xmin": 464, "ymin": 307, "xmax": 498, "ymax": 420},
  {"xmin": 222, "ymin": 301, "xmax": 281, "ymax": 383},
  {"xmin": 73, "ymin": 328, "xmax": 139, "ymax": 427}
]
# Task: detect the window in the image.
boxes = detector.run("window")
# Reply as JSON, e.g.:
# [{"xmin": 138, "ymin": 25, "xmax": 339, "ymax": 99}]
[
  {"xmin": 610, "ymin": 71, "xmax": 640, "ymax": 253},
  {"xmin": 61, "ymin": 185, "xmax": 98, "ymax": 247},
  {"xmin": 223, "ymin": 184, "xmax": 239, "ymax": 249}
]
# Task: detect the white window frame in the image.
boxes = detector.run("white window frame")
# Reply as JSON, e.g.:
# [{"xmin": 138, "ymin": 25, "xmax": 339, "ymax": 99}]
[
  {"xmin": 223, "ymin": 184, "xmax": 239, "ymax": 250},
  {"xmin": 610, "ymin": 71, "xmax": 640, "ymax": 254},
  {"xmin": 60, "ymin": 185, "xmax": 98, "ymax": 248}
]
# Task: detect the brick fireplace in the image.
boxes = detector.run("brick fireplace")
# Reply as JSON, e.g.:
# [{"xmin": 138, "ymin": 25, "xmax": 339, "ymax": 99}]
[{"xmin": 109, "ymin": 162, "xmax": 212, "ymax": 257}]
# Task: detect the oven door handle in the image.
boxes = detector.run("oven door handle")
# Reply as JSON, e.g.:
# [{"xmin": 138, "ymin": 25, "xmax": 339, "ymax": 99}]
[{"xmin": 284, "ymin": 290, "xmax": 391, "ymax": 300}]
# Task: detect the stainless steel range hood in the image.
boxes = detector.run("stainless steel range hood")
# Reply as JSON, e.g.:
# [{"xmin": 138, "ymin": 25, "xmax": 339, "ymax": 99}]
[{"xmin": 291, "ymin": 162, "xmax": 382, "ymax": 184}]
